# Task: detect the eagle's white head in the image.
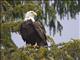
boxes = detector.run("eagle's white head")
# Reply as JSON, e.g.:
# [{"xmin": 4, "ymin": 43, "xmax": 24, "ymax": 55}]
[{"xmin": 24, "ymin": 11, "xmax": 37, "ymax": 22}]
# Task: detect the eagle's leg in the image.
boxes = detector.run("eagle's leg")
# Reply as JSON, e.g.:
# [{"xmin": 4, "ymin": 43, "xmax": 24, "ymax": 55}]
[
  {"xmin": 33, "ymin": 43, "xmax": 37, "ymax": 48},
  {"xmin": 33, "ymin": 43, "xmax": 40, "ymax": 48}
]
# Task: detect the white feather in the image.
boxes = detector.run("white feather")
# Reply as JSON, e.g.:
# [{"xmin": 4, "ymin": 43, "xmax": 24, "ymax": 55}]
[{"xmin": 24, "ymin": 11, "xmax": 37, "ymax": 22}]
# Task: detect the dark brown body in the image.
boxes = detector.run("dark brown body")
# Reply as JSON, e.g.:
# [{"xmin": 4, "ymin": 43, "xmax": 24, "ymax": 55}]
[{"xmin": 20, "ymin": 19, "xmax": 47, "ymax": 46}]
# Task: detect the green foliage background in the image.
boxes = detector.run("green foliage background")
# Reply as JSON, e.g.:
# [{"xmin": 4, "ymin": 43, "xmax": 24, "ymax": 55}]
[
  {"xmin": 1, "ymin": 22, "xmax": 80, "ymax": 60},
  {"xmin": 0, "ymin": 0, "xmax": 80, "ymax": 60}
]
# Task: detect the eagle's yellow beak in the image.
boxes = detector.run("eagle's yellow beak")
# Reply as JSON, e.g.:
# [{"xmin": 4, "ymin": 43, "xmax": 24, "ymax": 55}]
[{"xmin": 33, "ymin": 12, "xmax": 37, "ymax": 16}]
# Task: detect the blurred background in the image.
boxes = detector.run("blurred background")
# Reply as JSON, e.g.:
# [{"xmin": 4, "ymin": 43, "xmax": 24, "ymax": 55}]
[{"xmin": 0, "ymin": 0, "xmax": 80, "ymax": 60}]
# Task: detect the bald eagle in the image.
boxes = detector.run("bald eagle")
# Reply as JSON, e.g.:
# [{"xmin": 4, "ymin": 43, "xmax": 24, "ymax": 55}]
[{"xmin": 20, "ymin": 11, "xmax": 47, "ymax": 47}]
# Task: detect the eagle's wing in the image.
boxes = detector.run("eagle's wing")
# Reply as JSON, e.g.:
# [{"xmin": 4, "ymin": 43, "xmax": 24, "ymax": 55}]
[
  {"xmin": 38, "ymin": 21, "xmax": 46, "ymax": 33},
  {"xmin": 33, "ymin": 21, "xmax": 47, "ymax": 41}
]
